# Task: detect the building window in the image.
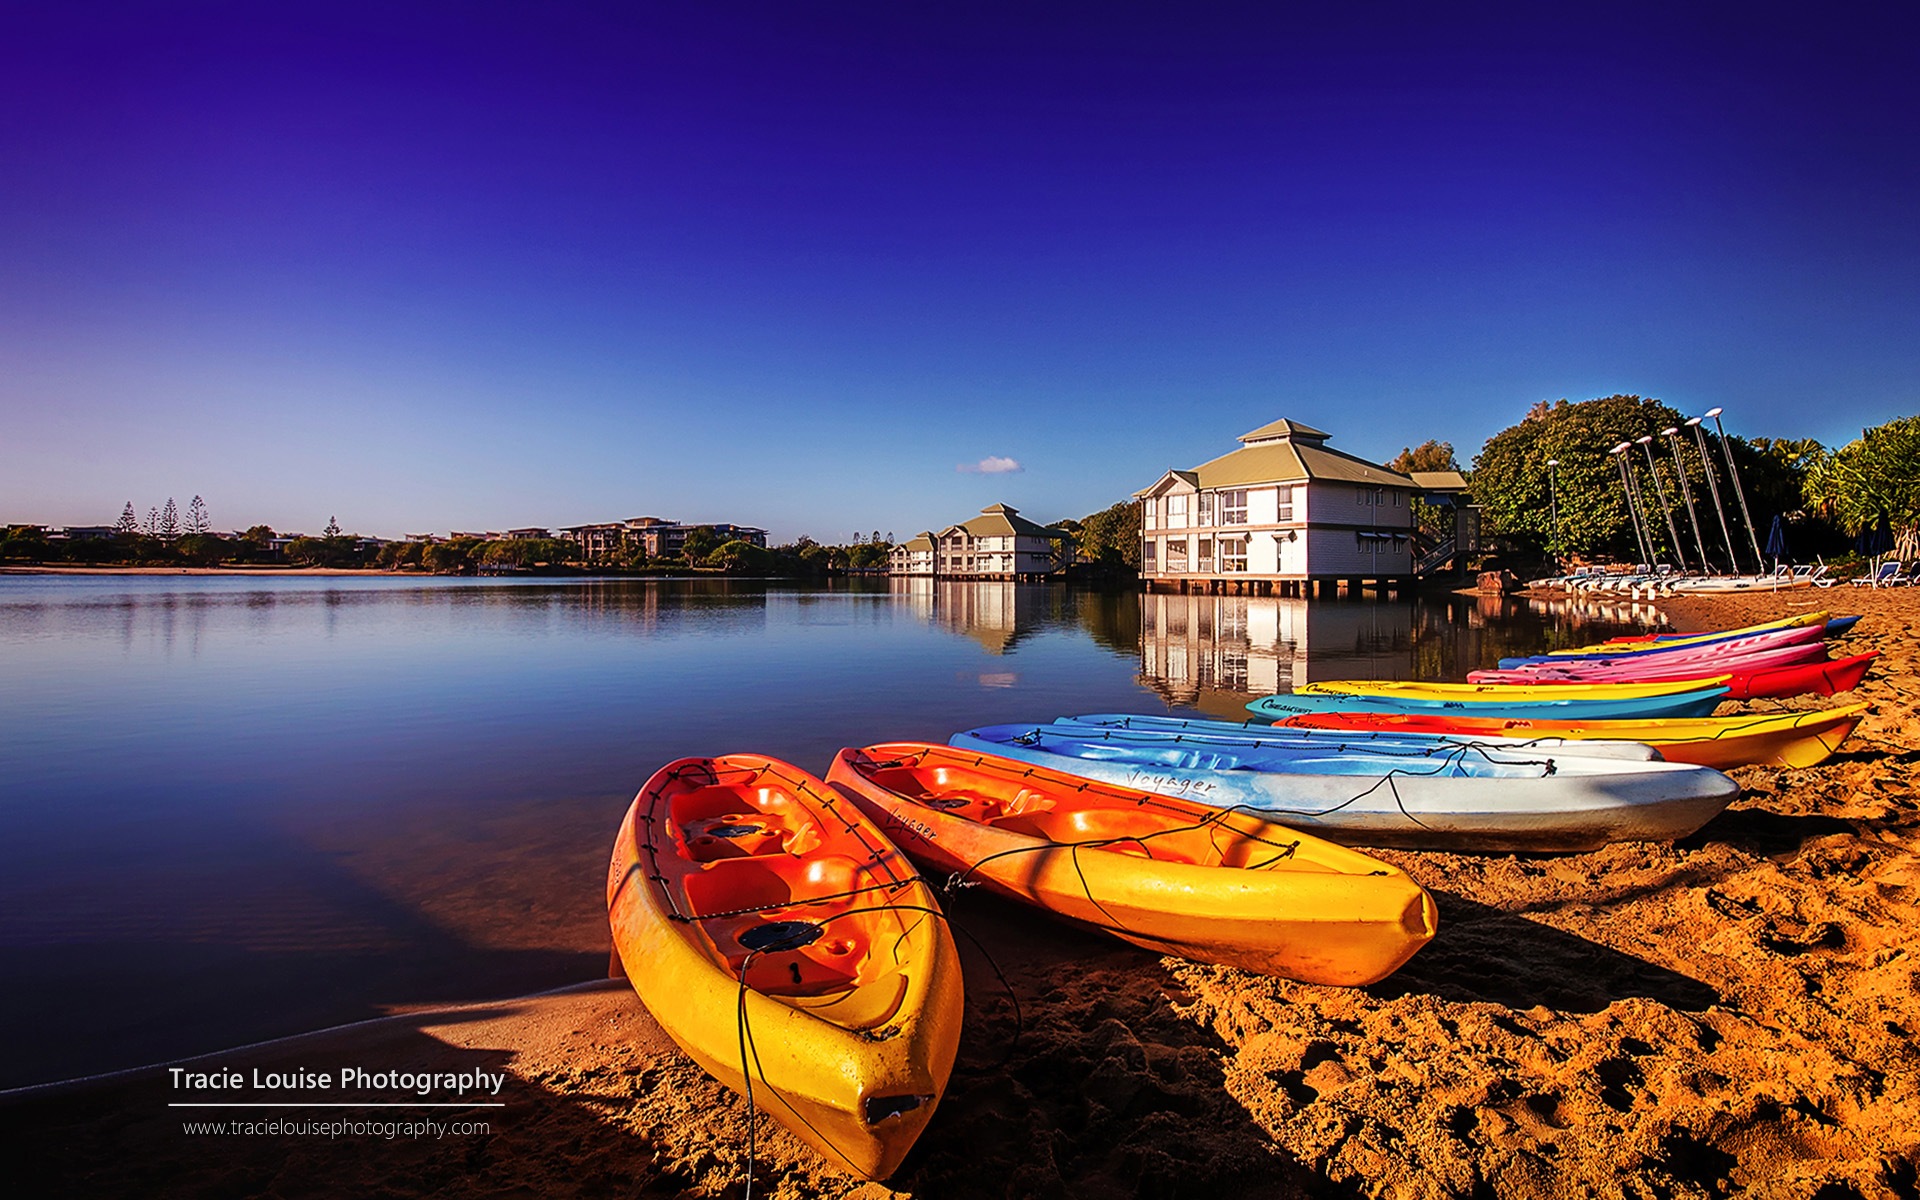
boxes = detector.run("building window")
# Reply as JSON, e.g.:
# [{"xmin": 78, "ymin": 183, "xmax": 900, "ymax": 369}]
[
  {"xmin": 1143, "ymin": 541, "xmax": 1157, "ymax": 571},
  {"xmin": 1392, "ymin": 491, "xmax": 1401, "ymax": 507},
  {"xmin": 1168, "ymin": 494, "xmax": 1187, "ymax": 527},
  {"xmin": 1144, "ymin": 500, "xmax": 1157, "ymax": 530},
  {"xmin": 1197, "ymin": 492, "xmax": 1214, "ymax": 525},
  {"xmin": 1219, "ymin": 489, "xmax": 1247, "ymax": 525},
  {"xmin": 1198, "ymin": 538, "xmax": 1214, "ymax": 572},
  {"xmin": 1276, "ymin": 485, "xmax": 1293, "ymax": 522},
  {"xmin": 1220, "ymin": 537, "xmax": 1247, "ymax": 572},
  {"xmin": 1166, "ymin": 539, "xmax": 1189, "ymax": 572},
  {"xmin": 1356, "ymin": 486, "xmax": 1367, "ymax": 504}
]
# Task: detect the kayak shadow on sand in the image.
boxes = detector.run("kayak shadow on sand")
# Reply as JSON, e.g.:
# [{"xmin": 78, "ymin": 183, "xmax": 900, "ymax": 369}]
[
  {"xmin": 1678, "ymin": 808, "xmax": 1858, "ymax": 857},
  {"xmin": 896, "ymin": 889, "xmax": 1348, "ymax": 1200},
  {"xmin": 1373, "ymin": 891, "xmax": 1720, "ymax": 1013}
]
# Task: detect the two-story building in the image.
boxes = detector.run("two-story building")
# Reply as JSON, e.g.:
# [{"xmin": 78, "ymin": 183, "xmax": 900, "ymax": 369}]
[
  {"xmin": 888, "ymin": 504, "xmax": 1073, "ymax": 579},
  {"xmin": 1135, "ymin": 419, "xmax": 1417, "ymax": 596}
]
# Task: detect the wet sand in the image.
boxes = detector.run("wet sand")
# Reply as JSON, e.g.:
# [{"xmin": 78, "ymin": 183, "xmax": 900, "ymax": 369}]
[{"xmin": 8, "ymin": 588, "xmax": 1918, "ymax": 1198}]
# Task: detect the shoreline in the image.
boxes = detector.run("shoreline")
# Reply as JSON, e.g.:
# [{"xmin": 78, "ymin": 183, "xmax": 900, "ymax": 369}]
[{"xmin": 11, "ymin": 587, "xmax": 1918, "ymax": 1198}]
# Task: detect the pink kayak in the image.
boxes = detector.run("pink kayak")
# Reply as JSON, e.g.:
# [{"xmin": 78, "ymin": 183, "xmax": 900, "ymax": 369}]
[
  {"xmin": 1469, "ymin": 639, "xmax": 1829, "ymax": 683},
  {"xmin": 1492, "ymin": 623, "xmax": 1828, "ymax": 673},
  {"xmin": 1470, "ymin": 649, "xmax": 1878, "ymax": 700}
]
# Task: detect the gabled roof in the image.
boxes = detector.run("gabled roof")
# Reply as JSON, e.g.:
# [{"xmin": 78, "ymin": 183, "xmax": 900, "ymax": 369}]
[
  {"xmin": 1133, "ymin": 469, "xmax": 1200, "ymax": 499},
  {"xmin": 1185, "ymin": 420, "xmax": 1417, "ymax": 489},
  {"xmin": 1238, "ymin": 418, "xmax": 1331, "ymax": 445},
  {"xmin": 898, "ymin": 532, "xmax": 935, "ymax": 552},
  {"xmin": 947, "ymin": 504, "xmax": 1072, "ymax": 540},
  {"xmin": 1408, "ymin": 470, "xmax": 1469, "ymax": 492}
]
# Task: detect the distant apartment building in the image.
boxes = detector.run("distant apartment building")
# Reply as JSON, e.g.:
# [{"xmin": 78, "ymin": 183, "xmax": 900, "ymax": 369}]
[
  {"xmin": 557, "ymin": 516, "xmax": 768, "ymax": 561},
  {"xmin": 1135, "ymin": 418, "xmax": 1417, "ymax": 596},
  {"xmin": 888, "ymin": 504, "xmax": 1073, "ymax": 579}
]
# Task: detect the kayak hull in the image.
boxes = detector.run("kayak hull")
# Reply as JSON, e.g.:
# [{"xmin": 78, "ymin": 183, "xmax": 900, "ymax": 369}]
[
  {"xmin": 1279, "ymin": 704, "xmax": 1870, "ymax": 769},
  {"xmin": 1497, "ymin": 619, "xmax": 1828, "ymax": 669},
  {"xmin": 1469, "ymin": 650, "xmax": 1878, "ymax": 700},
  {"xmin": 951, "ymin": 726, "xmax": 1740, "ymax": 853},
  {"xmin": 607, "ymin": 755, "xmax": 964, "ymax": 1181},
  {"xmin": 1247, "ymin": 686, "xmax": 1730, "ymax": 721},
  {"xmin": 826, "ymin": 744, "xmax": 1436, "ymax": 985}
]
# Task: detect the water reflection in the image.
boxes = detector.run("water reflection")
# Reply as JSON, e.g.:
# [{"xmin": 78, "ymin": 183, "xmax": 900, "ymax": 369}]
[
  {"xmin": 0, "ymin": 575, "xmax": 1655, "ymax": 1088},
  {"xmin": 1133, "ymin": 592, "xmax": 1660, "ymax": 721}
]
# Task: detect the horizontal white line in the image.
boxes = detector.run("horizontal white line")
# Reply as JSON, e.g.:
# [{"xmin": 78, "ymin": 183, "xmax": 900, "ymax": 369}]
[{"xmin": 167, "ymin": 1102, "xmax": 506, "ymax": 1108}]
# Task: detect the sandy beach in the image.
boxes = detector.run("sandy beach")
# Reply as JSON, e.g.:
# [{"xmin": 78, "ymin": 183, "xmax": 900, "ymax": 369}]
[{"xmin": 8, "ymin": 587, "xmax": 1918, "ymax": 1198}]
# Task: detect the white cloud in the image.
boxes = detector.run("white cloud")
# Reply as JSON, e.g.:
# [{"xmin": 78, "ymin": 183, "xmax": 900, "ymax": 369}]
[{"xmin": 959, "ymin": 455, "xmax": 1023, "ymax": 474}]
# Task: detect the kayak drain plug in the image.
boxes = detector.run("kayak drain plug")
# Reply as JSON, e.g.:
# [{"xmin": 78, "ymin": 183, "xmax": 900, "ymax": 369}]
[
  {"xmin": 738, "ymin": 920, "xmax": 823, "ymax": 953},
  {"xmin": 864, "ymin": 1093, "xmax": 930, "ymax": 1124}
]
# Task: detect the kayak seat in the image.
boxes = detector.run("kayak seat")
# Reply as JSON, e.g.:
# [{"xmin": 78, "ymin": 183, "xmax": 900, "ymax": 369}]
[
  {"xmin": 682, "ymin": 856, "xmax": 879, "ymax": 997},
  {"xmin": 669, "ymin": 784, "xmax": 824, "ymax": 862},
  {"xmin": 987, "ymin": 806, "xmax": 1210, "ymax": 864}
]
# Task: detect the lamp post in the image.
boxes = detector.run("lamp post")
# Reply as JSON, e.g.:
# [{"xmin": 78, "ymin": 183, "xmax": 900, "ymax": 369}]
[
  {"xmin": 1662, "ymin": 425, "xmax": 1714, "ymax": 574},
  {"xmin": 1707, "ymin": 406, "xmax": 1766, "ymax": 573},
  {"xmin": 1610, "ymin": 442, "xmax": 1656, "ymax": 567},
  {"xmin": 1636, "ymin": 435, "xmax": 1689, "ymax": 574},
  {"xmin": 1687, "ymin": 416, "xmax": 1743, "ymax": 573},
  {"xmin": 1545, "ymin": 458, "xmax": 1562, "ymax": 572}
]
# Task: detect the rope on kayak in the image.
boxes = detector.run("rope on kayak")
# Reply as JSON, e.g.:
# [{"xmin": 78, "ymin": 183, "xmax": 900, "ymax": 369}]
[{"xmin": 727, "ymin": 898, "xmax": 1021, "ymax": 1197}]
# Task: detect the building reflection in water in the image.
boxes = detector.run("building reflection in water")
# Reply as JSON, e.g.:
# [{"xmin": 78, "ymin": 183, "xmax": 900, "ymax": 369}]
[
  {"xmin": 890, "ymin": 577, "xmax": 1057, "ymax": 655},
  {"xmin": 1135, "ymin": 592, "xmax": 1664, "ymax": 722}
]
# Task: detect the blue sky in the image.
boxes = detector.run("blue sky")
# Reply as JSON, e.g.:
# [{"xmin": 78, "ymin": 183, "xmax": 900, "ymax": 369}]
[{"xmin": 3, "ymin": 2, "xmax": 1916, "ymax": 540}]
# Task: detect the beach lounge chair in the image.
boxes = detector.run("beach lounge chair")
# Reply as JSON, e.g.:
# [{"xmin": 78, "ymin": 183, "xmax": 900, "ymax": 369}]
[{"xmin": 1852, "ymin": 561, "xmax": 1899, "ymax": 587}]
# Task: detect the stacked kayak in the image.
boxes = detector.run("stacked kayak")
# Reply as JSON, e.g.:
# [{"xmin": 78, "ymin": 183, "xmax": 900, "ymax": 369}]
[
  {"xmin": 1279, "ymin": 703, "xmax": 1871, "ymax": 770},
  {"xmin": 607, "ymin": 755, "xmax": 964, "ymax": 1181},
  {"xmin": 1057, "ymin": 712, "xmax": 1665, "ymax": 760},
  {"xmin": 1248, "ymin": 678, "xmax": 1731, "ymax": 721},
  {"xmin": 1496, "ymin": 615, "xmax": 1828, "ymax": 668},
  {"xmin": 826, "ymin": 743, "xmax": 1436, "ymax": 985},
  {"xmin": 953, "ymin": 719, "xmax": 1740, "ymax": 852},
  {"xmin": 1467, "ymin": 612, "xmax": 1876, "ymax": 700},
  {"xmin": 1583, "ymin": 614, "xmax": 1860, "ymax": 647},
  {"xmin": 1466, "ymin": 649, "xmax": 1877, "ymax": 699}
]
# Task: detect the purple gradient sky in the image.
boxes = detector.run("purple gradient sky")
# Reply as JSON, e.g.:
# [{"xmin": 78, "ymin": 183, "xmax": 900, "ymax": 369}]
[{"xmin": 3, "ymin": 2, "xmax": 1916, "ymax": 540}]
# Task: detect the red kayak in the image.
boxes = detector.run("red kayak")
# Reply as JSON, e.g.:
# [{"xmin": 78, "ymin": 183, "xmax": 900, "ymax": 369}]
[{"xmin": 1468, "ymin": 650, "xmax": 1877, "ymax": 701}]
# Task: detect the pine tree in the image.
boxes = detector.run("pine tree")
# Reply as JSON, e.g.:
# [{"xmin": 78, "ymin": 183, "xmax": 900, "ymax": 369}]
[
  {"xmin": 188, "ymin": 495, "xmax": 210, "ymax": 535},
  {"xmin": 145, "ymin": 507, "xmax": 160, "ymax": 536},
  {"xmin": 324, "ymin": 515, "xmax": 342, "ymax": 538},
  {"xmin": 160, "ymin": 498, "xmax": 180, "ymax": 539},
  {"xmin": 116, "ymin": 502, "xmax": 138, "ymax": 535}
]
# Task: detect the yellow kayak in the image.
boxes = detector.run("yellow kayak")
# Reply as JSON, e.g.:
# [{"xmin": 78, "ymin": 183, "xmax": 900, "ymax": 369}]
[
  {"xmin": 1299, "ymin": 676, "xmax": 1732, "ymax": 701},
  {"xmin": 607, "ymin": 755, "xmax": 964, "ymax": 1181},
  {"xmin": 1544, "ymin": 611, "xmax": 1827, "ymax": 656},
  {"xmin": 1280, "ymin": 703, "xmax": 1870, "ymax": 769},
  {"xmin": 827, "ymin": 743, "xmax": 1435, "ymax": 985}
]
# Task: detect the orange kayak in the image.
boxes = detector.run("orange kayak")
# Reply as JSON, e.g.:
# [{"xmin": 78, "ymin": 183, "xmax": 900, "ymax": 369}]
[
  {"xmin": 1278, "ymin": 703, "xmax": 1870, "ymax": 769},
  {"xmin": 607, "ymin": 755, "xmax": 964, "ymax": 1180},
  {"xmin": 826, "ymin": 743, "xmax": 1436, "ymax": 986}
]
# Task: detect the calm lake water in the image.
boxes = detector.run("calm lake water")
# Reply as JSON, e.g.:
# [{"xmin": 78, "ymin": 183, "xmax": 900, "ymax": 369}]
[{"xmin": 0, "ymin": 575, "xmax": 1660, "ymax": 1088}]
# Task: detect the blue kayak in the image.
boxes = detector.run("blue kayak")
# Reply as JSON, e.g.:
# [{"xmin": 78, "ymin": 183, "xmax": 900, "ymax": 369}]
[
  {"xmin": 1245, "ymin": 684, "xmax": 1729, "ymax": 721},
  {"xmin": 1056, "ymin": 713, "xmax": 1660, "ymax": 760},
  {"xmin": 951, "ymin": 723, "xmax": 1738, "ymax": 852}
]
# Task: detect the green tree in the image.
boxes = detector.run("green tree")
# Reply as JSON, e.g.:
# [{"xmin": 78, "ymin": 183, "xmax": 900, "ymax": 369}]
[
  {"xmin": 1471, "ymin": 395, "xmax": 1693, "ymax": 562},
  {"xmin": 681, "ymin": 525, "xmax": 719, "ymax": 561},
  {"xmin": 177, "ymin": 534, "xmax": 226, "ymax": 566},
  {"xmin": 1803, "ymin": 415, "xmax": 1920, "ymax": 557},
  {"xmin": 187, "ymin": 495, "xmax": 210, "ymax": 535},
  {"xmin": 115, "ymin": 502, "xmax": 138, "ymax": 535},
  {"xmin": 1070, "ymin": 501, "xmax": 1142, "ymax": 574},
  {"xmin": 1386, "ymin": 440, "xmax": 1460, "ymax": 474},
  {"xmin": 323, "ymin": 515, "xmax": 342, "ymax": 538},
  {"xmin": 705, "ymin": 540, "xmax": 775, "ymax": 573},
  {"xmin": 160, "ymin": 498, "xmax": 180, "ymax": 539}
]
